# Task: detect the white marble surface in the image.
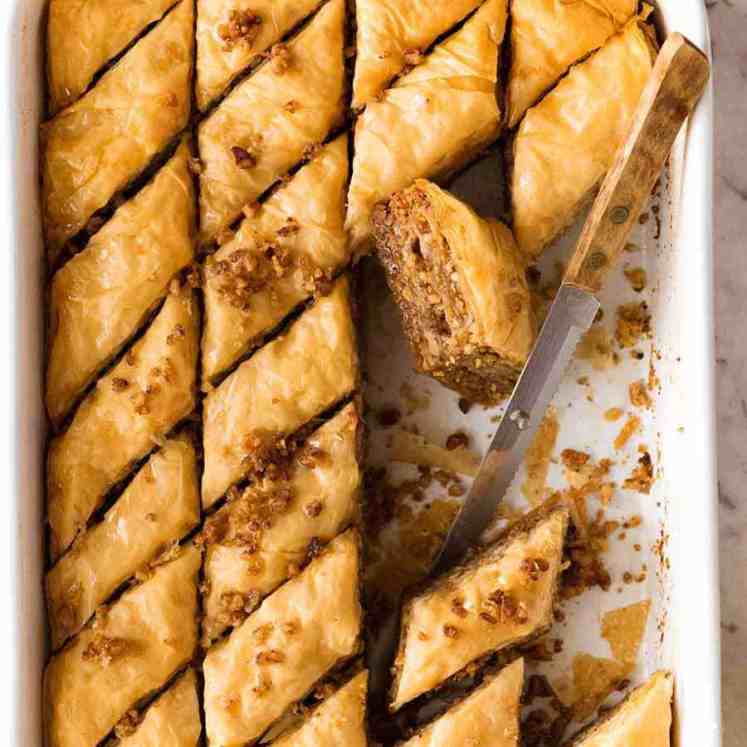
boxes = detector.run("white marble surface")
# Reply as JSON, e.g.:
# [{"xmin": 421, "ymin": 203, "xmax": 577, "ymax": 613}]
[{"xmin": 710, "ymin": 1, "xmax": 747, "ymax": 744}]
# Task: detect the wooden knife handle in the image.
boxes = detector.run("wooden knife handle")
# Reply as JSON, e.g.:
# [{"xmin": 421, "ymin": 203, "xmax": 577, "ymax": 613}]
[{"xmin": 564, "ymin": 33, "xmax": 710, "ymax": 294}]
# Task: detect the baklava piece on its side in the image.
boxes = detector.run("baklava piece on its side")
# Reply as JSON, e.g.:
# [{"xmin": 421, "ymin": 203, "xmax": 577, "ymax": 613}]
[
  {"xmin": 201, "ymin": 276, "xmax": 359, "ymax": 507},
  {"xmin": 510, "ymin": 14, "xmax": 656, "ymax": 257},
  {"xmin": 198, "ymin": 0, "xmax": 345, "ymax": 243},
  {"xmin": 567, "ymin": 671, "xmax": 673, "ymax": 747},
  {"xmin": 373, "ymin": 179, "xmax": 534, "ymax": 405},
  {"xmin": 202, "ymin": 134, "xmax": 350, "ymax": 382},
  {"xmin": 272, "ymin": 670, "xmax": 369, "ymax": 747},
  {"xmin": 390, "ymin": 503, "xmax": 569, "ymax": 711},
  {"xmin": 201, "ymin": 403, "xmax": 362, "ymax": 643},
  {"xmin": 203, "ymin": 529, "xmax": 363, "ymax": 747},
  {"xmin": 44, "ymin": 545, "xmax": 201, "ymax": 747},
  {"xmin": 116, "ymin": 669, "xmax": 202, "ymax": 747},
  {"xmin": 400, "ymin": 658, "xmax": 523, "ymax": 747},
  {"xmin": 345, "ymin": 0, "xmax": 507, "ymax": 254},
  {"xmin": 47, "ymin": 287, "xmax": 199, "ymax": 561},
  {"xmin": 41, "ymin": 0, "xmax": 193, "ymax": 260}
]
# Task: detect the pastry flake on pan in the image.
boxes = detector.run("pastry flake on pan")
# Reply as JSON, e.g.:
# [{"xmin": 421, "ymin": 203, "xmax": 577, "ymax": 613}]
[
  {"xmin": 47, "ymin": 288, "xmax": 199, "ymax": 561},
  {"xmin": 198, "ymin": 0, "xmax": 345, "ymax": 243},
  {"xmin": 41, "ymin": 0, "xmax": 193, "ymax": 260},
  {"xmin": 201, "ymin": 275, "xmax": 358, "ymax": 506},
  {"xmin": 44, "ymin": 545, "xmax": 201, "ymax": 747},
  {"xmin": 46, "ymin": 435, "xmax": 200, "ymax": 650},
  {"xmin": 373, "ymin": 179, "xmax": 535, "ymax": 405},
  {"xmin": 352, "ymin": 0, "xmax": 483, "ymax": 108},
  {"xmin": 568, "ymin": 671, "xmax": 673, "ymax": 746},
  {"xmin": 117, "ymin": 669, "xmax": 202, "ymax": 747},
  {"xmin": 401, "ymin": 658, "xmax": 523, "ymax": 747},
  {"xmin": 46, "ymin": 140, "xmax": 196, "ymax": 424},
  {"xmin": 203, "ymin": 529, "xmax": 362, "ymax": 747},
  {"xmin": 47, "ymin": 0, "xmax": 176, "ymax": 114},
  {"xmin": 345, "ymin": 0, "xmax": 507, "ymax": 254},
  {"xmin": 506, "ymin": 0, "xmax": 638, "ymax": 127},
  {"xmin": 273, "ymin": 670, "xmax": 368, "ymax": 747},
  {"xmin": 202, "ymin": 134, "xmax": 350, "ymax": 382},
  {"xmin": 510, "ymin": 17, "xmax": 655, "ymax": 257},
  {"xmin": 390, "ymin": 503, "xmax": 569, "ymax": 711},
  {"xmin": 201, "ymin": 403, "xmax": 362, "ymax": 642},
  {"xmin": 196, "ymin": 0, "xmax": 325, "ymax": 110}
]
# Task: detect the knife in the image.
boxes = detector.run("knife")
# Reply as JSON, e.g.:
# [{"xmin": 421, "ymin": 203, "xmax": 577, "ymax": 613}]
[{"xmin": 432, "ymin": 32, "xmax": 710, "ymax": 575}]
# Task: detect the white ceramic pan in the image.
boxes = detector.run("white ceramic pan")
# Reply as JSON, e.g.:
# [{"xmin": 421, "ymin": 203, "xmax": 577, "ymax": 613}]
[{"xmin": 0, "ymin": 0, "xmax": 718, "ymax": 744}]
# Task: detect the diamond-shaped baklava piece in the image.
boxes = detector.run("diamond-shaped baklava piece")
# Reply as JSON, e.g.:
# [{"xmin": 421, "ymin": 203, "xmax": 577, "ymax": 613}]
[
  {"xmin": 401, "ymin": 659, "xmax": 523, "ymax": 746},
  {"xmin": 47, "ymin": 435, "xmax": 200, "ymax": 649},
  {"xmin": 202, "ymin": 276, "xmax": 358, "ymax": 507},
  {"xmin": 510, "ymin": 17, "xmax": 655, "ymax": 257},
  {"xmin": 506, "ymin": 0, "xmax": 638, "ymax": 127},
  {"xmin": 345, "ymin": 0, "xmax": 507, "ymax": 254},
  {"xmin": 198, "ymin": 0, "xmax": 345, "ymax": 243},
  {"xmin": 196, "ymin": 0, "xmax": 324, "ymax": 110},
  {"xmin": 47, "ymin": 0, "xmax": 177, "ymax": 114},
  {"xmin": 202, "ymin": 134, "xmax": 349, "ymax": 381},
  {"xmin": 46, "ymin": 140, "xmax": 195, "ymax": 424},
  {"xmin": 41, "ymin": 0, "xmax": 193, "ymax": 260},
  {"xmin": 203, "ymin": 529, "xmax": 362, "ymax": 747},
  {"xmin": 201, "ymin": 403, "xmax": 362, "ymax": 642},
  {"xmin": 273, "ymin": 670, "xmax": 368, "ymax": 747},
  {"xmin": 117, "ymin": 669, "xmax": 202, "ymax": 747},
  {"xmin": 352, "ymin": 0, "xmax": 483, "ymax": 109},
  {"xmin": 44, "ymin": 545, "xmax": 201, "ymax": 747},
  {"xmin": 568, "ymin": 671, "xmax": 673, "ymax": 747},
  {"xmin": 390, "ymin": 504, "xmax": 569, "ymax": 711},
  {"xmin": 47, "ymin": 287, "xmax": 199, "ymax": 561},
  {"xmin": 373, "ymin": 180, "xmax": 534, "ymax": 405}
]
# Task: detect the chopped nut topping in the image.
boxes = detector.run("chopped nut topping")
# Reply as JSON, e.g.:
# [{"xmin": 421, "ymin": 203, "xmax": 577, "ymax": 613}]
[
  {"xmin": 114, "ymin": 710, "xmax": 141, "ymax": 738},
  {"xmin": 231, "ymin": 145, "xmax": 257, "ymax": 170},
  {"xmin": 445, "ymin": 431, "xmax": 469, "ymax": 451},
  {"xmin": 486, "ymin": 589, "xmax": 529, "ymax": 624},
  {"xmin": 521, "ymin": 556, "xmax": 551, "ymax": 581},
  {"xmin": 269, "ymin": 43, "xmax": 291, "ymax": 74},
  {"xmin": 443, "ymin": 624, "xmax": 459, "ymax": 638},
  {"xmin": 402, "ymin": 48, "xmax": 424, "ymax": 67},
  {"xmin": 166, "ymin": 323, "xmax": 186, "ymax": 346},
  {"xmin": 282, "ymin": 620, "xmax": 300, "ymax": 636},
  {"xmin": 218, "ymin": 9, "xmax": 262, "ymax": 50},
  {"xmin": 81, "ymin": 634, "xmax": 128, "ymax": 665},
  {"xmin": 256, "ymin": 648, "xmax": 285, "ymax": 665},
  {"xmin": 450, "ymin": 598, "xmax": 469, "ymax": 618},
  {"xmin": 252, "ymin": 622, "xmax": 274, "ymax": 644},
  {"xmin": 111, "ymin": 377, "xmax": 129, "ymax": 392},
  {"xmin": 303, "ymin": 500, "xmax": 324, "ymax": 518},
  {"xmin": 252, "ymin": 673, "xmax": 273, "ymax": 697},
  {"xmin": 283, "ymin": 99, "xmax": 300, "ymax": 113}
]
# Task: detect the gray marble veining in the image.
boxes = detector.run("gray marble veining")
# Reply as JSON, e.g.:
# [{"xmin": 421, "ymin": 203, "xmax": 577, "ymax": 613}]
[{"xmin": 710, "ymin": 0, "xmax": 747, "ymax": 744}]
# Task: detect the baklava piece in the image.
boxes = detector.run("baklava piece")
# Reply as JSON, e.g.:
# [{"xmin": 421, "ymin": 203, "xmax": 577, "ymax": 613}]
[
  {"xmin": 506, "ymin": 0, "xmax": 638, "ymax": 127},
  {"xmin": 116, "ymin": 669, "xmax": 202, "ymax": 747},
  {"xmin": 47, "ymin": 288, "xmax": 199, "ymax": 560},
  {"xmin": 202, "ymin": 134, "xmax": 349, "ymax": 381},
  {"xmin": 41, "ymin": 0, "xmax": 193, "ymax": 259},
  {"xmin": 201, "ymin": 276, "xmax": 358, "ymax": 506},
  {"xmin": 46, "ymin": 141, "xmax": 196, "ymax": 424},
  {"xmin": 47, "ymin": 0, "xmax": 176, "ymax": 113},
  {"xmin": 196, "ymin": 0, "xmax": 324, "ymax": 110},
  {"xmin": 201, "ymin": 403, "xmax": 362, "ymax": 642},
  {"xmin": 373, "ymin": 180, "xmax": 534, "ymax": 405},
  {"xmin": 568, "ymin": 671, "xmax": 673, "ymax": 746},
  {"xmin": 44, "ymin": 546, "xmax": 201, "ymax": 747},
  {"xmin": 345, "ymin": 0, "xmax": 507, "ymax": 254},
  {"xmin": 352, "ymin": 0, "xmax": 482, "ymax": 108},
  {"xmin": 47, "ymin": 435, "xmax": 200, "ymax": 649},
  {"xmin": 203, "ymin": 529, "xmax": 363, "ymax": 747},
  {"xmin": 198, "ymin": 0, "xmax": 345, "ymax": 243},
  {"xmin": 390, "ymin": 503, "xmax": 569, "ymax": 711},
  {"xmin": 401, "ymin": 658, "xmax": 523, "ymax": 746},
  {"xmin": 510, "ymin": 16, "xmax": 655, "ymax": 257},
  {"xmin": 273, "ymin": 670, "xmax": 368, "ymax": 747}
]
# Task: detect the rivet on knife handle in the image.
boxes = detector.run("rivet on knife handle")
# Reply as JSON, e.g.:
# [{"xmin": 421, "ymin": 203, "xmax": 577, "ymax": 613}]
[{"xmin": 564, "ymin": 32, "xmax": 710, "ymax": 295}]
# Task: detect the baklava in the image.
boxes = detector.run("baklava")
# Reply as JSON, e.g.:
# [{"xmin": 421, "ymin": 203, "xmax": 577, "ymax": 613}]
[
  {"xmin": 198, "ymin": 0, "xmax": 345, "ymax": 243},
  {"xmin": 373, "ymin": 179, "xmax": 534, "ymax": 405},
  {"xmin": 203, "ymin": 529, "xmax": 363, "ymax": 746},
  {"xmin": 41, "ymin": 0, "xmax": 193, "ymax": 260},
  {"xmin": 390, "ymin": 503, "xmax": 569, "ymax": 711},
  {"xmin": 510, "ymin": 15, "xmax": 656, "ymax": 257},
  {"xmin": 568, "ymin": 671, "xmax": 673, "ymax": 746},
  {"xmin": 400, "ymin": 658, "xmax": 523, "ymax": 746},
  {"xmin": 345, "ymin": 0, "xmax": 507, "ymax": 254}
]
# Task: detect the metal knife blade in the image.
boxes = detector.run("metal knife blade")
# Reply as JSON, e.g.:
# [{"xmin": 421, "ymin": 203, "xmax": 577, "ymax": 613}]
[{"xmin": 432, "ymin": 284, "xmax": 600, "ymax": 575}]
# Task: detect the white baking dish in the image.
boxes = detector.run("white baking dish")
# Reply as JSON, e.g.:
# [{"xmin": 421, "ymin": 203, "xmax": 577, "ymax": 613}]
[{"xmin": 0, "ymin": 0, "xmax": 718, "ymax": 744}]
